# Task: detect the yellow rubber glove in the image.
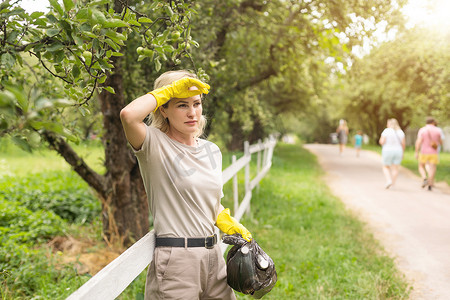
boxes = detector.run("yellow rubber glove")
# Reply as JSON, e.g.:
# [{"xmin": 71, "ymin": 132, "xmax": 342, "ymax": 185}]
[
  {"xmin": 216, "ymin": 208, "xmax": 252, "ymax": 242},
  {"xmin": 149, "ymin": 77, "xmax": 210, "ymax": 112}
]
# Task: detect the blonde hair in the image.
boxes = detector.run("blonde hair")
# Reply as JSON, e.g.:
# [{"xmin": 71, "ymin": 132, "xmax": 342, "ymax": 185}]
[
  {"xmin": 148, "ymin": 70, "xmax": 207, "ymax": 138},
  {"xmin": 338, "ymin": 119, "xmax": 348, "ymax": 130},
  {"xmin": 387, "ymin": 118, "xmax": 400, "ymax": 130}
]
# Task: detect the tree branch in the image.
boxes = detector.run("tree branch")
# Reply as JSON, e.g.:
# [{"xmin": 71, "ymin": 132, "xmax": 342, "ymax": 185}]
[
  {"xmin": 235, "ymin": 66, "xmax": 277, "ymax": 92},
  {"xmin": 41, "ymin": 130, "xmax": 108, "ymax": 198}
]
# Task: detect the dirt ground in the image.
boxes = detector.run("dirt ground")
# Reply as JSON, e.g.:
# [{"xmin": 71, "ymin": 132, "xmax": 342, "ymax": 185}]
[
  {"xmin": 48, "ymin": 235, "xmax": 121, "ymax": 275},
  {"xmin": 304, "ymin": 144, "xmax": 450, "ymax": 300}
]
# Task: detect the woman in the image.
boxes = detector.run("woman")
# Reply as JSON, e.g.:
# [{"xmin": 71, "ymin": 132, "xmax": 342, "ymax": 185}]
[
  {"xmin": 120, "ymin": 70, "xmax": 251, "ymax": 299},
  {"xmin": 336, "ymin": 119, "xmax": 349, "ymax": 155},
  {"xmin": 379, "ymin": 118, "xmax": 405, "ymax": 189}
]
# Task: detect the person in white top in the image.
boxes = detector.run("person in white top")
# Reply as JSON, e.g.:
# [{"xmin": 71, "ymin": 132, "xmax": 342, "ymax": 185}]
[
  {"xmin": 379, "ymin": 118, "xmax": 406, "ymax": 189},
  {"xmin": 120, "ymin": 70, "xmax": 252, "ymax": 299}
]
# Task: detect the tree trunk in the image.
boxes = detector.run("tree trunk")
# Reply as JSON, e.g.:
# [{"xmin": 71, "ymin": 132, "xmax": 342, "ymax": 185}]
[{"xmin": 99, "ymin": 54, "xmax": 149, "ymax": 246}]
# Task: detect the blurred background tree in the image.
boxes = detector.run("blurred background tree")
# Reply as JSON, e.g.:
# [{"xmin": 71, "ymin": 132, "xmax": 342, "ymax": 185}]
[{"xmin": 336, "ymin": 27, "xmax": 450, "ymax": 142}]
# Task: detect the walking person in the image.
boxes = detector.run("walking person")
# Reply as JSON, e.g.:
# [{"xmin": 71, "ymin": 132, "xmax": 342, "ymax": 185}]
[
  {"xmin": 379, "ymin": 118, "xmax": 405, "ymax": 189},
  {"xmin": 120, "ymin": 70, "xmax": 252, "ymax": 299},
  {"xmin": 433, "ymin": 120, "xmax": 445, "ymax": 162},
  {"xmin": 415, "ymin": 117, "xmax": 443, "ymax": 191},
  {"xmin": 353, "ymin": 130, "xmax": 363, "ymax": 157},
  {"xmin": 336, "ymin": 119, "xmax": 349, "ymax": 155}
]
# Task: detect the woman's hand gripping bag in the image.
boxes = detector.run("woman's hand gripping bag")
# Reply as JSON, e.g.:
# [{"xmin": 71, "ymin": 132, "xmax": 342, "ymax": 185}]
[{"xmin": 223, "ymin": 234, "xmax": 277, "ymax": 298}]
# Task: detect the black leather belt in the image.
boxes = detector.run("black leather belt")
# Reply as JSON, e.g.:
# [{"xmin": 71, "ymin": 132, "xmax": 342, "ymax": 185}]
[{"xmin": 155, "ymin": 234, "xmax": 217, "ymax": 249}]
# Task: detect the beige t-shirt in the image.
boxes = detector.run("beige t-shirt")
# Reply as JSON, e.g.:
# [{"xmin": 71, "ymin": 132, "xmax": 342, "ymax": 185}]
[{"xmin": 134, "ymin": 126, "xmax": 223, "ymax": 238}]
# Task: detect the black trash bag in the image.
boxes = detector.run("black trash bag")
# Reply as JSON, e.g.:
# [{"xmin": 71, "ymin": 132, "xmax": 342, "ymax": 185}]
[{"xmin": 223, "ymin": 234, "xmax": 277, "ymax": 299}]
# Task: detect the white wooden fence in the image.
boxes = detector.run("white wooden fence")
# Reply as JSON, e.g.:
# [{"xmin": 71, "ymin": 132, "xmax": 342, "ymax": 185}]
[{"xmin": 67, "ymin": 136, "xmax": 277, "ymax": 300}]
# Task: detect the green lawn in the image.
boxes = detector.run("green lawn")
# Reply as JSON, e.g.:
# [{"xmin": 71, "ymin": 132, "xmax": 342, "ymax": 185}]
[
  {"xmin": 1, "ymin": 141, "xmax": 411, "ymax": 299},
  {"xmin": 0, "ymin": 140, "xmax": 105, "ymax": 177},
  {"xmin": 232, "ymin": 143, "xmax": 410, "ymax": 299}
]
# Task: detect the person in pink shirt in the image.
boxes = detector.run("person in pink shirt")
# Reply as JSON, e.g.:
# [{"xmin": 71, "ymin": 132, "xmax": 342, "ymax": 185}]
[{"xmin": 415, "ymin": 117, "xmax": 443, "ymax": 191}]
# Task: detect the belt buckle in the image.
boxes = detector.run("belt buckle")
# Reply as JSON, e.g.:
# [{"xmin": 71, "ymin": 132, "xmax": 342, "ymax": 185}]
[{"xmin": 205, "ymin": 234, "xmax": 216, "ymax": 249}]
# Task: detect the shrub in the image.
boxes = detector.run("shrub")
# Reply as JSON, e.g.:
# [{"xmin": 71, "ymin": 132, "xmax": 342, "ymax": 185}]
[
  {"xmin": 0, "ymin": 171, "xmax": 100, "ymax": 224},
  {"xmin": 0, "ymin": 197, "xmax": 75, "ymax": 299}
]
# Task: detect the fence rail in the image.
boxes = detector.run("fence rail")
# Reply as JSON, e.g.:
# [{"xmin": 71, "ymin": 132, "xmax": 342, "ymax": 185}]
[{"xmin": 67, "ymin": 136, "xmax": 277, "ymax": 300}]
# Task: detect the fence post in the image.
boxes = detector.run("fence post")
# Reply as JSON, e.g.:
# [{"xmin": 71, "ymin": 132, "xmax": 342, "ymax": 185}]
[
  {"xmin": 244, "ymin": 141, "xmax": 251, "ymax": 215},
  {"xmin": 232, "ymin": 155, "xmax": 238, "ymax": 213},
  {"xmin": 256, "ymin": 139, "xmax": 262, "ymax": 191},
  {"xmin": 263, "ymin": 137, "xmax": 268, "ymax": 166}
]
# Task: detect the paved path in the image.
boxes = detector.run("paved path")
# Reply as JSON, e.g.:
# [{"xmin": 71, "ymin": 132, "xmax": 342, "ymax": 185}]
[{"xmin": 304, "ymin": 144, "xmax": 450, "ymax": 300}]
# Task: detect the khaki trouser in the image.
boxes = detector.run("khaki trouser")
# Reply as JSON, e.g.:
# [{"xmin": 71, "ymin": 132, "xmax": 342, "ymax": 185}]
[{"xmin": 145, "ymin": 244, "xmax": 236, "ymax": 300}]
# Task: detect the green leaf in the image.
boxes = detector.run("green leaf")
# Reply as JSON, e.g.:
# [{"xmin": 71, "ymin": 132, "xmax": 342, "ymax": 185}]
[
  {"xmin": 1, "ymin": 52, "xmax": 15, "ymax": 69},
  {"xmin": 103, "ymin": 86, "xmax": 115, "ymax": 94},
  {"xmin": 11, "ymin": 136, "xmax": 32, "ymax": 153},
  {"xmin": 46, "ymin": 42, "xmax": 64, "ymax": 52},
  {"xmin": 6, "ymin": 30, "xmax": 20, "ymax": 43},
  {"xmin": 49, "ymin": 0, "xmax": 64, "ymax": 16},
  {"xmin": 32, "ymin": 18, "xmax": 47, "ymax": 26},
  {"xmin": 76, "ymin": 8, "xmax": 90, "ymax": 20},
  {"xmin": 155, "ymin": 59, "xmax": 161, "ymax": 72},
  {"xmin": 45, "ymin": 28, "xmax": 60, "ymax": 37},
  {"xmin": 71, "ymin": 33, "xmax": 84, "ymax": 46},
  {"xmin": 91, "ymin": 9, "xmax": 107, "ymax": 26},
  {"xmin": 0, "ymin": 91, "xmax": 15, "ymax": 107},
  {"xmin": 5, "ymin": 85, "xmax": 27, "ymax": 113},
  {"xmin": 63, "ymin": 0, "xmax": 75, "ymax": 11},
  {"xmin": 98, "ymin": 58, "xmax": 114, "ymax": 69},
  {"xmin": 98, "ymin": 75, "xmax": 107, "ymax": 84},
  {"xmin": 54, "ymin": 50, "xmax": 65, "ymax": 63},
  {"xmin": 31, "ymin": 121, "xmax": 64, "ymax": 134},
  {"xmin": 164, "ymin": 6, "xmax": 174, "ymax": 17},
  {"xmin": 191, "ymin": 40, "xmax": 199, "ymax": 48},
  {"xmin": 62, "ymin": 127, "xmax": 79, "ymax": 142},
  {"xmin": 128, "ymin": 20, "xmax": 141, "ymax": 26},
  {"xmin": 103, "ymin": 19, "xmax": 129, "ymax": 28},
  {"xmin": 105, "ymin": 30, "xmax": 126, "ymax": 41},
  {"xmin": 138, "ymin": 17, "xmax": 152, "ymax": 23},
  {"xmin": 82, "ymin": 31, "xmax": 98, "ymax": 39},
  {"xmin": 30, "ymin": 11, "xmax": 45, "ymax": 19},
  {"xmin": 104, "ymin": 39, "xmax": 120, "ymax": 51},
  {"xmin": 78, "ymin": 105, "xmax": 90, "ymax": 116},
  {"xmin": 87, "ymin": 0, "xmax": 109, "ymax": 6},
  {"xmin": 72, "ymin": 64, "xmax": 80, "ymax": 78},
  {"xmin": 163, "ymin": 45, "xmax": 174, "ymax": 53},
  {"xmin": 46, "ymin": 13, "xmax": 58, "ymax": 23}
]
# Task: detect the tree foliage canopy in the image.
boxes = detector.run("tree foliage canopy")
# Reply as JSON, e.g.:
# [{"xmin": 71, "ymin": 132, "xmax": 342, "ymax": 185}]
[
  {"xmin": 0, "ymin": 0, "xmax": 198, "ymax": 149},
  {"xmin": 185, "ymin": 0, "xmax": 407, "ymax": 147},
  {"xmin": 335, "ymin": 27, "xmax": 450, "ymax": 141}
]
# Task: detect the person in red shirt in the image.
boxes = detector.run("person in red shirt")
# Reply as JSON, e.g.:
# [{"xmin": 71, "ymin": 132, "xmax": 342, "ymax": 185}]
[{"xmin": 415, "ymin": 117, "xmax": 443, "ymax": 191}]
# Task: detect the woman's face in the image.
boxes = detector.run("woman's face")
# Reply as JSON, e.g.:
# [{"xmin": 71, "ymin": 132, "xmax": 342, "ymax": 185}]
[{"xmin": 162, "ymin": 94, "xmax": 203, "ymax": 137}]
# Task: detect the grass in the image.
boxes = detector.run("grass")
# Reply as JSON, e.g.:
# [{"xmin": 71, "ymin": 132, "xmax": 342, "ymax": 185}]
[
  {"xmin": 0, "ymin": 139, "xmax": 105, "ymax": 177},
  {"xmin": 232, "ymin": 143, "xmax": 410, "ymax": 299},
  {"xmin": 0, "ymin": 141, "xmax": 411, "ymax": 299},
  {"xmin": 360, "ymin": 144, "xmax": 450, "ymax": 186}
]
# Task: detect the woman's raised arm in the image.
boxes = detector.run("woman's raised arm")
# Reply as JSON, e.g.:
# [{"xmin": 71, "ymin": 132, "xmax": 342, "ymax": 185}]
[{"xmin": 120, "ymin": 94, "xmax": 157, "ymax": 150}]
